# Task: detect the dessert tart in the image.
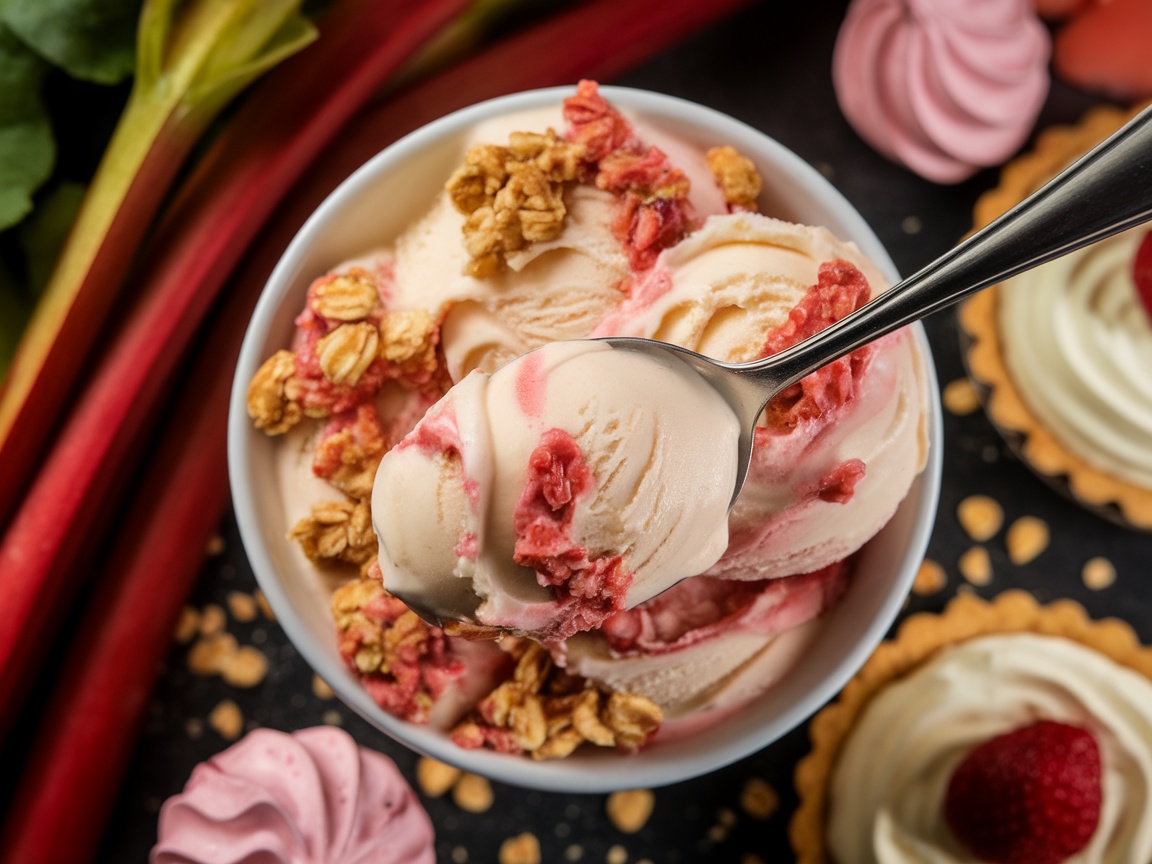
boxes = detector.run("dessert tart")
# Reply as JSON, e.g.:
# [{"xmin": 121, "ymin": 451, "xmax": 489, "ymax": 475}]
[
  {"xmin": 791, "ymin": 590, "xmax": 1152, "ymax": 863},
  {"xmin": 959, "ymin": 102, "xmax": 1152, "ymax": 531}
]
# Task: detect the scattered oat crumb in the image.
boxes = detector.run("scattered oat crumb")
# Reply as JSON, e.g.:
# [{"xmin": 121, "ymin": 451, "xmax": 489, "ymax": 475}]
[
  {"xmin": 209, "ymin": 700, "xmax": 244, "ymax": 740},
  {"xmin": 173, "ymin": 606, "xmax": 200, "ymax": 644},
  {"xmin": 1083, "ymin": 557, "xmax": 1117, "ymax": 590},
  {"xmin": 942, "ymin": 378, "xmax": 980, "ymax": 415},
  {"xmin": 606, "ymin": 789, "xmax": 654, "ymax": 834},
  {"xmin": 739, "ymin": 777, "xmax": 780, "ymax": 820},
  {"xmin": 417, "ymin": 756, "xmax": 463, "ymax": 798},
  {"xmin": 322, "ymin": 710, "xmax": 343, "ymax": 726},
  {"xmin": 606, "ymin": 845, "xmax": 628, "ymax": 864},
  {"xmin": 185, "ymin": 718, "xmax": 204, "ymax": 740},
  {"xmin": 221, "ymin": 646, "xmax": 268, "ymax": 688},
  {"xmin": 499, "ymin": 833, "xmax": 541, "ymax": 864},
  {"xmin": 565, "ymin": 845, "xmax": 584, "ymax": 862},
  {"xmin": 452, "ymin": 772, "xmax": 494, "ymax": 813},
  {"xmin": 198, "ymin": 604, "xmax": 227, "ymax": 636},
  {"xmin": 901, "ymin": 215, "xmax": 922, "ymax": 234},
  {"xmin": 451, "ymin": 847, "xmax": 469, "ymax": 864},
  {"xmin": 254, "ymin": 589, "xmax": 275, "ymax": 620},
  {"xmin": 312, "ymin": 673, "xmax": 335, "ymax": 700},
  {"xmin": 912, "ymin": 559, "xmax": 947, "ymax": 596},
  {"xmin": 741, "ymin": 856, "xmax": 768, "ymax": 864},
  {"xmin": 204, "ymin": 534, "xmax": 226, "ymax": 556},
  {"xmin": 1005, "ymin": 516, "xmax": 1049, "ymax": 564},
  {"xmin": 718, "ymin": 807, "xmax": 738, "ymax": 828},
  {"xmin": 708, "ymin": 823, "xmax": 728, "ymax": 843},
  {"xmin": 187, "ymin": 633, "xmax": 239, "ymax": 675},
  {"xmin": 958, "ymin": 546, "xmax": 993, "ymax": 586},
  {"xmin": 226, "ymin": 591, "xmax": 259, "ymax": 623},
  {"xmin": 957, "ymin": 495, "xmax": 1004, "ymax": 541}
]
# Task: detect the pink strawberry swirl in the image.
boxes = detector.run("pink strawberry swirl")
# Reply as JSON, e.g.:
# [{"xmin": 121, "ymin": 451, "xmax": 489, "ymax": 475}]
[{"xmin": 832, "ymin": 0, "xmax": 1050, "ymax": 183}]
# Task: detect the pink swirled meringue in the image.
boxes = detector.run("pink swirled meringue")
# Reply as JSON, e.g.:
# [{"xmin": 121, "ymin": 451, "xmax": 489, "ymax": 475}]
[
  {"xmin": 833, "ymin": 0, "xmax": 1051, "ymax": 183},
  {"xmin": 151, "ymin": 727, "xmax": 434, "ymax": 864}
]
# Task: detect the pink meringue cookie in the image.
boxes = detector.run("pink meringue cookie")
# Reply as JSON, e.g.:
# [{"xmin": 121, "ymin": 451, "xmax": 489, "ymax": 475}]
[
  {"xmin": 151, "ymin": 727, "xmax": 434, "ymax": 864},
  {"xmin": 833, "ymin": 0, "xmax": 1051, "ymax": 183}
]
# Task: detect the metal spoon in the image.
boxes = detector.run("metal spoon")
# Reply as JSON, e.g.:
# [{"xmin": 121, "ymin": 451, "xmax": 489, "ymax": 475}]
[{"xmin": 606, "ymin": 104, "xmax": 1152, "ymax": 509}]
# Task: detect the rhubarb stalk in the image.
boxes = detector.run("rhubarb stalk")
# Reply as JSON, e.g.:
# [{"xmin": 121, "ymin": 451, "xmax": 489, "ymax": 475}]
[
  {"xmin": 0, "ymin": 254, "xmax": 263, "ymax": 864},
  {"xmin": 0, "ymin": 0, "xmax": 316, "ymax": 525},
  {"xmin": 0, "ymin": 0, "xmax": 469, "ymax": 735}
]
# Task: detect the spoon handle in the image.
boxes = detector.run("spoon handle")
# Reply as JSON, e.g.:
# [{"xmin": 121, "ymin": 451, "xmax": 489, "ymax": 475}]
[{"xmin": 744, "ymin": 104, "xmax": 1152, "ymax": 391}]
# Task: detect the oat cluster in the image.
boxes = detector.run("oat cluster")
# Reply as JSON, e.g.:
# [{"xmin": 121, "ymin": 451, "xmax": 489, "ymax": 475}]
[
  {"xmin": 331, "ymin": 578, "xmax": 429, "ymax": 677},
  {"xmin": 290, "ymin": 498, "xmax": 376, "ymax": 574},
  {"xmin": 452, "ymin": 642, "xmax": 662, "ymax": 760},
  {"xmin": 446, "ymin": 130, "xmax": 586, "ymax": 277},
  {"xmin": 705, "ymin": 145, "xmax": 762, "ymax": 210}
]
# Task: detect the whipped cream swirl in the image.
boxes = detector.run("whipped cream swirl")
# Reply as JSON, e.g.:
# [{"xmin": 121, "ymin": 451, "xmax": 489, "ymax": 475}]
[
  {"xmin": 151, "ymin": 727, "xmax": 435, "ymax": 864},
  {"xmin": 832, "ymin": 0, "xmax": 1050, "ymax": 183},
  {"xmin": 827, "ymin": 633, "xmax": 1152, "ymax": 863},
  {"xmin": 999, "ymin": 227, "xmax": 1152, "ymax": 488}
]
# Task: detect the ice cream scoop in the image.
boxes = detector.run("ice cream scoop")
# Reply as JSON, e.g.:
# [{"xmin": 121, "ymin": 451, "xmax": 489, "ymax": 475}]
[{"xmin": 374, "ymin": 339, "xmax": 740, "ymax": 639}]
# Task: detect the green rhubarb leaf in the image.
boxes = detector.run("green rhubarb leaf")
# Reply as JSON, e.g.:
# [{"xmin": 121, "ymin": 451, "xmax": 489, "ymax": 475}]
[
  {"xmin": 0, "ymin": 24, "xmax": 53, "ymax": 230},
  {"xmin": 0, "ymin": 0, "xmax": 142, "ymax": 84}
]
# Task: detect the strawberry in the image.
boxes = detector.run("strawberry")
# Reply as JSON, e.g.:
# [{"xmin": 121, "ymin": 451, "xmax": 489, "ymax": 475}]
[
  {"xmin": 944, "ymin": 720, "xmax": 1101, "ymax": 864},
  {"xmin": 1133, "ymin": 230, "xmax": 1152, "ymax": 325},
  {"xmin": 1053, "ymin": 0, "xmax": 1152, "ymax": 100}
]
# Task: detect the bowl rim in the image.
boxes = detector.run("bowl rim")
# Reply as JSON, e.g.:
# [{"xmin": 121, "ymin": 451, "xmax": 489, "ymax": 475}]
[{"xmin": 228, "ymin": 84, "xmax": 944, "ymax": 792}]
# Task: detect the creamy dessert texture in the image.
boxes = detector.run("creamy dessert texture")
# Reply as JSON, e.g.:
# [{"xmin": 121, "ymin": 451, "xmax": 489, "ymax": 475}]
[
  {"xmin": 246, "ymin": 81, "xmax": 930, "ymax": 758},
  {"xmin": 998, "ymin": 226, "xmax": 1152, "ymax": 491},
  {"xmin": 828, "ymin": 634, "xmax": 1152, "ymax": 863},
  {"xmin": 961, "ymin": 102, "xmax": 1152, "ymax": 530},
  {"xmin": 792, "ymin": 592, "xmax": 1152, "ymax": 864}
]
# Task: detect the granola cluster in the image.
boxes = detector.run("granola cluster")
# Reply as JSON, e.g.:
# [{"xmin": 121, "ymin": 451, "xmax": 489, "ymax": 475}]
[
  {"xmin": 332, "ymin": 575, "xmax": 465, "ymax": 724},
  {"xmin": 289, "ymin": 497, "xmax": 376, "ymax": 574},
  {"xmin": 451, "ymin": 641, "xmax": 662, "ymax": 760},
  {"xmin": 706, "ymin": 145, "xmax": 763, "ymax": 211},
  {"xmin": 446, "ymin": 130, "xmax": 586, "ymax": 277}
]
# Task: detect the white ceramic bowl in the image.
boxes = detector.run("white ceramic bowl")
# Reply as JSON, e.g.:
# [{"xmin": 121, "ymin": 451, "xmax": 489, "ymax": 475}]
[{"xmin": 228, "ymin": 86, "xmax": 943, "ymax": 793}]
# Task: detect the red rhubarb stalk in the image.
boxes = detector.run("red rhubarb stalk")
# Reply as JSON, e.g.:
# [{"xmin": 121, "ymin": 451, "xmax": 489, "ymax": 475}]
[
  {"xmin": 0, "ymin": 0, "xmax": 470, "ymax": 733},
  {"xmin": 0, "ymin": 259, "xmax": 262, "ymax": 864},
  {"xmin": 0, "ymin": 0, "xmax": 317, "ymax": 526}
]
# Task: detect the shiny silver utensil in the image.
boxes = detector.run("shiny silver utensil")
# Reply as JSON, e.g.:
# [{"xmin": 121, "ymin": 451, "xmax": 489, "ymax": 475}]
[{"xmin": 607, "ymin": 104, "xmax": 1152, "ymax": 509}]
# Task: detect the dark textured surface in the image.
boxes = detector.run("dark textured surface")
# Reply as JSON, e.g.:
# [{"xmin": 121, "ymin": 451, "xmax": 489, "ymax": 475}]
[{"xmin": 98, "ymin": 2, "xmax": 1150, "ymax": 861}]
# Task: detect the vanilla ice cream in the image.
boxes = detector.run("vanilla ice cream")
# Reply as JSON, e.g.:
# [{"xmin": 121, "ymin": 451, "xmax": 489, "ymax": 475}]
[
  {"xmin": 250, "ymin": 81, "xmax": 930, "ymax": 758},
  {"xmin": 374, "ymin": 339, "xmax": 740, "ymax": 641}
]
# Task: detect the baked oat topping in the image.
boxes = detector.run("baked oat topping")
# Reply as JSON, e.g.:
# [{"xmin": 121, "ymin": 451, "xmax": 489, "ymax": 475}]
[
  {"xmin": 247, "ymin": 349, "xmax": 303, "ymax": 435},
  {"xmin": 1006, "ymin": 515, "xmax": 1050, "ymax": 564},
  {"xmin": 705, "ymin": 145, "xmax": 762, "ymax": 211},
  {"xmin": 446, "ymin": 130, "xmax": 585, "ymax": 277},
  {"xmin": 957, "ymin": 495, "xmax": 1004, "ymax": 542},
  {"xmin": 380, "ymin": 307, "xmax": 438, "ymax": 377},
  {"xmin": 312, "ymin": 404, "xmax": 387, "ymax": 502},
  {"xmin": 309, "ymin": 269, "xmax": 380, "ymax": 321},
  {"xmin": 290, "ymin": 498, "xmax": 376, "ymax": 568},
  {"xmin": 331, "ymin": 577, "xmax": 465, "ymax": 724},
  {"xmin": 606, "ymin": 788, "xmax": 656, "ymax": 833},
  {"xmin": 451, "ymin": 641, "xmax": 663, "ymax": 759},
  {"xmin": 315, "ymin": 321, "xmax": 380, "ymax": 386}
]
